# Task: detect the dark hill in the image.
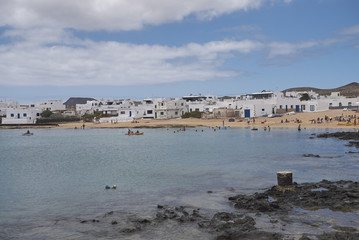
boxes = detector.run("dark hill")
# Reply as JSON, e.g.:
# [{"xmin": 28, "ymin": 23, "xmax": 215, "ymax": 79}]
[
  {"xmin": 283, "ymin": 82, "xmax": 359, "ymax": 98},
  {"xmin": 64, "ymin": 97, "xmax": 97, "ymax": 108}
]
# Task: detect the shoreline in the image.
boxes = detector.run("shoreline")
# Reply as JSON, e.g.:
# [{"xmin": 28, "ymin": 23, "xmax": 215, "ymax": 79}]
[{"xmin": 1, "ymin": 109, "xmax": 359, "ymax": 130}]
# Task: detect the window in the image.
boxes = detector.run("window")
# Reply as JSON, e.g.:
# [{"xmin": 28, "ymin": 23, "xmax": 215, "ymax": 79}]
[
  {"xmin": 36, "ymin": 113, "xmax": 40, "ymax": 116},
  {"xmin": 310, "ymin": 105, "xmax": 315, "ymax": 111},
  {"xmin": 175, "ymin": 112, "xmax": 178, "ymax": 115},
  {"xmin": 23, "ymin": 113, "xmax": 27, "ymax": 117},
  {"xmin": 120, "ymin": 111, "xmax": 126, "ymax": 115},
  {"xmin": 195, "ymin": 108, "xmax": 199, "ymax": 111},
  {"xmin": 181, "ymin": 103, "xmax": 184, "ymax": 106},
  {"xmin": 349, "ymin": 102, "xmax": 352, "ymax": 106},
  {"xmin": 329, "ymin": 103, "xmax": 333, "ymax": 107},
  {"xmin": 262, "ymin": 108, "xmax": 265, "ymax": 111},
  {"xmin": 290, "ymin": 105, "xmax": 293, "ymax": 109},
  {"xmin": 10, "ymin": 113, "xmax": 14, "ymax": 117},
  {"xmin": 301, "ymin": 105, "xmax": 306, "ymax": 111},
  {"xmin": 30, "ymin": 104, "xmax": 35, "ymax": 107},
  {"xmin": 160, "ymin": 112, "xmax": 164, "ymax": 115},
  {"xmin": 175, "ymin": 103, "xmax": 177, "ymax": 106},
  {"xmin": 147, "ymin": 110, "xmax": 153, "ymax": 114},
  {"xmin": 279, "ymin": 105, "xmax": 282, "ymax": 109},
  {"xmin": 190, "ymin": 108, "xmax": 192, "ymax": 112},
  {"xmin": 161, "ymin": 103, "xmax": 164, "ymax": 106}
]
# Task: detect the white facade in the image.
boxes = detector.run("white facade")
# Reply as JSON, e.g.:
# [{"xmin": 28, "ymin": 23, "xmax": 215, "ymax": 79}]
[
  {"xmin": 2, "ymin": 108, "xmax": 41, "ymax": 124},
  {"xmin": 0, "ymin": 101, "xmax": 19, "ymax": 116},
  {"xmin": 154, "ymin": 98, "xmax": 187, "ymax": 119},
  {"xmin": 37, "ymin": 100, "xmax": 66, "ymax": 111}
]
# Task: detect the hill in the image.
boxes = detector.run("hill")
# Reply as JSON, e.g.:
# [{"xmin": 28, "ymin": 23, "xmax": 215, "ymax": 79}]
[{"xmin": 283, "ymin": 82, "xmax": 359, "ymax": 98}]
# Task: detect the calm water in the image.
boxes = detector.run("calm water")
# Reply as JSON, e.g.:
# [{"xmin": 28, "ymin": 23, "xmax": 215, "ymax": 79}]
[{"xmin": 0, "ymin": 127, "xmax": 358, "ymax": 239}]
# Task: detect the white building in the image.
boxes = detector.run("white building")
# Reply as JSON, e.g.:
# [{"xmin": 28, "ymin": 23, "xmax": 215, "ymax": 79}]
[
  {"xmin": 0, "ymin": 101, "xmax": 19, "ymax": 116},
  {"xmin": 37, "ymin": 100, "xmax": 66, "ymax": 111},
  {"xmin": 2, "ymin": 107, "xmax": 41, "ymax": 124},
  {"xmin": 154, "ymin": 98, "xmax": 187, "ymax": 119}
]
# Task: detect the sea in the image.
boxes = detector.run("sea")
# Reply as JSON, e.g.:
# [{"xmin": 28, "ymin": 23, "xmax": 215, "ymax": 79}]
[{"xmin": 0, "ymin": 127, "xmax": 358, "ymax": 239}]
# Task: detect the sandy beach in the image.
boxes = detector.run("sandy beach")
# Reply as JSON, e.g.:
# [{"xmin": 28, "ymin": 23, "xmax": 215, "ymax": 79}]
[
  {"xmin": 56, "ymin": 109, "xmax": 359, "ymax": 130},
  {"xmin": 2, "ymin": 109, "xmax": 359, "ymax": 130}
]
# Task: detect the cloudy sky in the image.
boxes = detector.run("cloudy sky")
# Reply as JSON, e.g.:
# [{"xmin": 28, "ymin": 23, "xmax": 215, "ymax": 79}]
[{"xmin": 0, "ymin": 0, "xmax": 358, "ymax": 103}]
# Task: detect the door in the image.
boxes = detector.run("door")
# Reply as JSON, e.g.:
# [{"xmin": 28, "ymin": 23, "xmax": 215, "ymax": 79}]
[
  {"xmin": 295, "ymin": 105, "xmax": 300, "ymax": 112},
  {"xmin": 244, "ymin": 109, "xmax": 250, "ymax": 118}
]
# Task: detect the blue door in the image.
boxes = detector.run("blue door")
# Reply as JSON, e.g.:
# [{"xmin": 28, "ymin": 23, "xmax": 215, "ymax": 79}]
[
  {"xmin": 244, "ymin": 109, "xmax": 250, "ymax": 118},
  {"xmin": 129, "ymin": 111, "xmax": 132, "ymax": 117},
  {"xmin": 295, "ymin": 105, "xmax": 300, "ymax": 112}
]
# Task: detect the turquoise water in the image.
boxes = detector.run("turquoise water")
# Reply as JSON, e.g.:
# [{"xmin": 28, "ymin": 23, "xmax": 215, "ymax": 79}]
[{"xmin": 0, "ymin": 127, "xmax": 358, "ymax": 239}]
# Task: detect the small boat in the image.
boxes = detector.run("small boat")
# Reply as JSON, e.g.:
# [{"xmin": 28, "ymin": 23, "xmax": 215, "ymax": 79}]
[
  {"xmin": 125, "ymin": 132, "xmax": 144, "ymax": 135},
  {"xmin": 22, "ymin": 131, "xmax": 33, "ymax": 136}
]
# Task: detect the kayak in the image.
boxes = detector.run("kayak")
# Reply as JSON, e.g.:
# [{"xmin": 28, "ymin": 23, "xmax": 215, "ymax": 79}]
[
  {"xmin": 337, "ymin": 122, "xmax": 356, "ymax": 126},
  {"xmin": 125, "ymin": 132, "xmax": 144, "ymax": 135}
]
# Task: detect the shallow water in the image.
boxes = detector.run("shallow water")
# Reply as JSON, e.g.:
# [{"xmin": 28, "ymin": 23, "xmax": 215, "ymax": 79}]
[{"xmin": 0, "ymin": 127, "xmax": 358, "ymax": 239}]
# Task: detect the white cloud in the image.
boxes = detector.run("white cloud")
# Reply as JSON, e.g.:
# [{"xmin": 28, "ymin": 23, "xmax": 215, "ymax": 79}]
[
  {"xmin": 0, "ymin": 0, "xmax": 292, "ymax": 31},
  {"xmin": 0, "ymin": 25, "xmax": 349, "ymax": 87},
  {"xmin": 0, "ymin": 29, "xmax": 263, "ymax": 86},
  {"xmin": 267, "ymin": 41, "xmax": 319, "ymax": 58},
  {"xmin": 339, "ymin": 24, "xmax": 359, "ymax": 36}
]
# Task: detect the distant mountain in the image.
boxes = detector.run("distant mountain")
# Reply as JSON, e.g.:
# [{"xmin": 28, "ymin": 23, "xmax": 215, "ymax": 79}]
[
  {"xmin": 64, "ymin": 97, "xmax": 97, "ymax": 108},
  {"xmin": 282, "ymin": 82, "xmax": 359, "ymax": 98}
]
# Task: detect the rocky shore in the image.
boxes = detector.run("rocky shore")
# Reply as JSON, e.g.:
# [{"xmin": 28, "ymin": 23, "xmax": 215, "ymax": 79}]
[{"xmin": 79, "ymin": 180, "xmax": 359, "ymax": 240}]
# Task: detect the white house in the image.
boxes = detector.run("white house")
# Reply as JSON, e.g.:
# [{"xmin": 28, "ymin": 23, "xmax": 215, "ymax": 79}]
[
  {"xmin": 0, "ymin": 101, "xmax": 19, "ymax": 116},
  {"xmin": 154, "ymin": 98, "xmax": 187, "ymax": 119},
  {"xmin": 2, "ymin": 107, "xmax": 41, "ymax": 124},
  {"xmin": 37, "ymin": 100, "xmax": 66, "ymax": 112}
]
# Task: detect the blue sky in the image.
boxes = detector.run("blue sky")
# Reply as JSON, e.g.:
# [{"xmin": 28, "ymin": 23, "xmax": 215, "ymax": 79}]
[{"xmin": 0, "ymin": 0, "xmax": 358, "ymax": 103}]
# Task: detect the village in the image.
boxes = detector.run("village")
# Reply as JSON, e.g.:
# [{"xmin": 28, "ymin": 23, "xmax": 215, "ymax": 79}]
[{"xmin": 1, "ymin": 88, "xmax": 358, "ymax": 125}]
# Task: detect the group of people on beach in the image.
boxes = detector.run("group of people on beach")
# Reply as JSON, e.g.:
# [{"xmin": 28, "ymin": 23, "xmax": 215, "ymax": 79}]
[{"xmin": 310, "ymin": 115, "xmax": 333, "ymax": 124}]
